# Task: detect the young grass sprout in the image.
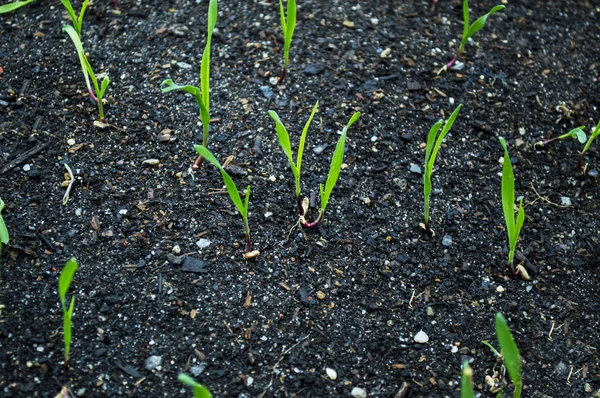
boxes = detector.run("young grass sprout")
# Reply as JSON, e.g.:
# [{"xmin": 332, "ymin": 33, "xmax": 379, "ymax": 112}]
[
  {"xmin": 162, "ymin": 0, "xmax": 217, "ymax": 170},
  {"xmin": 460, "ymin": 361, "xmax": 475, "ymax": 398},
  {"xmin": 579, "ymin": 120, "xmax": 600, "ymax": 170},
  {"xmin": 499, "ymin": 138, "xmax": 527, "ymax": 279},
  {"xmin": 0, "ymin": 0, "xmax": 35, "ymax": 14},
  {"xmin": 534, "ymin": 125, "xmax": 586, "ymax": 148},
  {"xmin": 60, "ymin": 0, "xmax": 89, "ymax": 37},
  {"xmin": 58, "ymin": 257, "xmax": 79, "ymax": 366},
  {"xmin": 439, "ymin": 0, "xmax": 505, "ymax": 73},
  {"xmin": 194, "ymin": 145, "xmax": 257, "ymax": 259},
  {"xmin": 495, "ymin": 313, "xmax": 523, "ymax": 398},
  {"xmin": 0, "ymin": 199, "xmax": 8, "ymax": 263},
  {"xmin": 421, "ymin": 104, "xmax": 462, "ymax": 236},
  {"xmin": 63, "ymin": 24, "xmax": 110, "ymax": 122},
  {"xmin": 278, "ymin": 0, "xmax": 296, "ymax": 83},
  {"xmin": 178, "ymin": 373, "xmax": 212, "ymax": 398},
  {"xmin": 270, "ymin": 105, "xmax": 360, "ymax": 228},
  {"xmin": 268, "ymin": 101, "xmax": 318, "ymax": 215}
]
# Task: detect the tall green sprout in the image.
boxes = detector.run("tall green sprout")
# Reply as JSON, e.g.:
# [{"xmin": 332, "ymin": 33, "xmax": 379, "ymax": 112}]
[
  {"xmin": 58, "ymin": 257, "xmax": 79, "ymax": 365},
  {"xmin": 0, "ymin": 0, "xmax": 35, "ymax": 14},
  {"xmin": 496, "ymin": 313, "xmax": 523, "ymax": 398},
  {"xmin": 460, "ymin": 361, "xmax": 475, "ymax": 398},
  {"xmin": 278, "ymin": 0, "xmax": 296, "ymax": 83},
  {"xmin": 178, "ymin": 374, "xmax": 212, "ymax": 398},
  {"xmin": 60, "ymin": 0, "xmax": 90, "ymax": 37},
  {"xmin": 422, "ymin": 104, "xmax": 462, "ymax": 235},
  {"xmin": 268, "ymin": 101, "xmax": 318, "ymax": 214},
  {"xmin": 62, "ymin": 24, "xmax": 110, "ymax": 121},
  {"xmin": 162, "ymin": 0, "xmax": 217, "ymax": 170},
  {"xmin": 579, "ymin": 120, "xmax": 600, "ymax": 170},
  {"xmin": 440, "ymin": 0, "xmax": 505, "ymax": 72},
  {"xmin": 499, "ymin": 138, "xmax": 525, "ymax": 277},
  {"xmin": 0, "ymin": 199, "xmax": 8, "ymax": 263},
  {"xmin": 194, "ymin": 145, "xmax": 254, "ymax": 256}
]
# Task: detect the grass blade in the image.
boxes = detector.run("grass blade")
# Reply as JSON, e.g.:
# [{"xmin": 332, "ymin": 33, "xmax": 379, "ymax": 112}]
[
  {"xmin": 0, "ymin": 0, "xmax": 35, "ymax": 14},
  {"xmin": 283, "ymin": 0, "xmax": 296, "ymax": 69},
  {"xmin": 495, "ymin": 313, "xmax": 522, "ymax": 398},
  {"xmin": 178, "ymin": 373, "xmax": 213, "ymax": 398},
  {"xmin": 59, "ymin": 257, "xmax": 79, "ymax": 311},
  {"xmin": 462, "ymin": 0, "xmax": 469, "ymax": 50},
  {"xmin": 461, "ymin": 361, "xmax": 475, "ymax": 398},
  {"xmin": 464, "ymin": 5, "xmax": 505, "ymax": 44},
  {"xmin": 0, "ymin": 199, "xmax": 8, "ymax": 245},
  {"xmin": 269, "ymin": 110, "xmax": 300, "ymax": 184},
  {"xmin": 62, "ymin": 24, "xmax": 94, "ymax": 100},
  {"xmin": 297, "ymin": 101, "xmax": 319, "ymax": 175},
  {"xmin": 201, "ymin": 0, "xmax": 218, "ymax": 111},
  {"xmin": 499, "ymin": 137, "xmax": 515, "ymax": 257}
]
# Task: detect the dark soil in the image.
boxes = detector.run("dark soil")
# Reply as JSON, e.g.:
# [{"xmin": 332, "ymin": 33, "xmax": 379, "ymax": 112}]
[{"xmin": 1, "ymin": 0, "xmax": 599, "ymax": 397}]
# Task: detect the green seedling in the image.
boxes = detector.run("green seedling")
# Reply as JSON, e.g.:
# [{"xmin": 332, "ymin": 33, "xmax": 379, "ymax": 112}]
[
  {"xmin": 62, "ymin": 24, "xmax": 110, "ymax": 121},
  {"xmin": 162, "ymin": 0, "xmax": 217, "ymax": 170},
  {"xmin": 178, "ymin": 373, "xmax": 212, "ymax": 398},
  {"xmin": 461, "ymin": 361, "xmax": 475, "ymax": 398},
  {"xmin": 60, "ymin": 0, "xmax": 89, "ymax": 37},
  {"xmin": 58, "ymin": 257, "xmax": 79, "ymax": 365},
  {"xmin": 277, "ymin": 0, "xmax": 296, "ymax": 83},
  {"xmin": 0, "ymin": 199, "xmax": 9, "ymax": 262},
  {"xmin": 270, "ymin": 108, "xmax": 360, "ymax": 228},
  {"xmin": 0, "ymin": 0, "xmax": 34, "ymax": 13},
  {"xmin": 495, "ymin": 313, "xmax": 523, "ymax": 398},
  {"xmin": 579, "ymin": 121, "xmax": 600, "ymax": 170},
  {"xmin": 268, "ymin": 101, "xmax": 318, "ymax": 215},
  {"xmin": 194, "ymin": 145, "xmax": 257, "ymax": 258},
  {"xmin": 499, "ymin": 138, "xmax": 526, "ymax": 278},
  {"xmin": 440, "ymin": 0, "xmax": 505, "ymax": 73},
  {"xmin": 534, "ymin": 126, "xmax": 586, "ymax": 148},
  {"xmin": 421, "ymin": 104, "xmax": 462, "ymax": 236}
]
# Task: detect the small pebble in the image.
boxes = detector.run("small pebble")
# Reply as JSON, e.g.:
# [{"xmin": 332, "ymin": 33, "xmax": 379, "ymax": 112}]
[
  {"xmin": 441, "ymin": 235, "xmax": 452, "ymax": 246},
  {"xmin": 588, "ymin": 169, "xmax": 599, "ymax": 178},
  {"xmin": 496, "ymin": 286, "xmax": 505, "ymax": 293},
  {"xmin": 313, "ymin": 144, "xmax": 327, "ymax": 154},
  {"xmin": 143, "ymin": 159, "xmax": 160, "ymax": 165},
  {"xmin": 414, "ymin": 330, "xmax": 429, "ymax": 344},
  {"xmin": 144, "ymin": 355, "xmax": 162, "ymax": 371},
  {"xmin": 177, "ymin": 62, "xmax": 192, "ymax": 69},
  {"xmin": 196, "ymin": 239, "xmax": 211, "ymax": 249},
  {"xmin": 409, "ymin": 164, "xmax": 422, "ymax": 174},
  {"xmin": 326, "ymin": 368, "xmax": 337, "ymax": 380},
  {"xmin": 172, "ymin": 245, "xmax": 181, "ymax": 254},
  {"xmin": 560, "ymin": 196, "xmax": 571, "ymax": 206},
  {"xmin": 190, "ymin": 364, "xmax": 206, "ymax": 376},
  {"xmin": 351, "ymin": 387, "xmax": 367, "ymax": 398},
  {"xmin": 23, "ymin": 164, "xmax": 31, "ymax": 171}
]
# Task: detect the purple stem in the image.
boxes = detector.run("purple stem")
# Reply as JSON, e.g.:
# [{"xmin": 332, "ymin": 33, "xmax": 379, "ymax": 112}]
[
  {"xmin": 296, "ymin": 196, "xmax": 304, "ymax": 216},
  {"xmin": 509, "ymin": 264, "xmax": 520, "ymax": 277},
  {"xmin": 277, "ymin": 67, "xmax": 287, "ymax": 85},
  {"xmin": 446, "ymin": 54, "xmax": 458, "ymax": 70},
  {"xmin": 192, "ymin": 155, "xmax": 205, "ymax": 170},
  {"xmin": 540, "ymin": 136, "xmax": 561, "ymax": 146},
  {"xmin": 300, "ymin": 211, "xmax": 324, "ymax": 229},
  {"xmin": 88, "ymin": 87, "xmax": 97, "ymax": 102}
]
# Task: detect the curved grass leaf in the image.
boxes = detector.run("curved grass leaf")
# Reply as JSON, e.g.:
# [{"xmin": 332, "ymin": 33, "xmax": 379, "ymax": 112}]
[
  {"xmin": 581, "ymin": 120, "xmax": 600, "ymax": 156},
  {"xmin": 0, "ymin": 199, "xmax": 8, "ymax": 245},
  {"xmin": 495, "ymin": 313, "xmax": 522, "ymax": 398},
  {"xmin": 279, "ymin": 0, "xmax": 296, "ymax": 69},
  {"xmin": 461, "ymin": 4, "xmax": 505, "ymax": 51},
  {"xmin": 461, "ymin": 361, "xmax": 475, "ymax": 398},
  {"xmin": 59, "ymin": 257, "xmax": 78, "ymax": 363},
  {"xmin": 178, "ymin": 373, "xmax": 213, "ymax": 398},
  {"xmin": 0, "ymin": 0, "xmax": 35, "ymax": 14},
  {"xmin": 499, "ymin": 137, "xmax": 516, "ymax": 265},
  {"xmin": 62, "ymin": 24, "xmax": 94, "ymax": 101},
  {"xmin": 297, "ymin": 101, "xmax": 319, "ymax": 177},
  {"xmin": 201, "ymin": 0, "xmax": 218, "ymax": 111},
  {"xmin": 321, "ymin": 112, "xmax": 360, "ymax": 212}
]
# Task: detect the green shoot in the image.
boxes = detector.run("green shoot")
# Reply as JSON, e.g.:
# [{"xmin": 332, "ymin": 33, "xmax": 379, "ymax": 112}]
[
  {"xmin": 278, "ymin": 0, "xmax": 296, "ymax": 83},
  {"xmin": 0, "ymin": 199, "xmax": 9, "ymax": 262},
  {"xmin": 579, "ymin": 120, "xmax": 600, "ymax": 170},
  {"xmin": 461, "ymin": 361, "xmax": 475, "ymax": 398},
  {"xmin": 58, "ymin": 257, "xmax": 79, "ymax": 365},
  {"xmin": 535, "ymin": 126, "xmax": 586, "ymax": 148},
  {"xmin": 178, "ymin": 373, "xmax": 212, "ymax": 398},
  {"xmin": 194, "ymin": 145, "xmax": 255, "ymax": 256},
  {"xmin": 59, "ymin": 0, "xmax": 90, "ymax": 37},
  {"xmin": 495, "ymin": 313, "xmax": 522, "ymax": 398},
  {"xmin": 162, "ymin": 0, "xmax": 217, "ymax": 170},
  {"xmin": 301, "ymin": 112, "xmax": 361, "ymax": 228},
  {"xmin": 269, "ymin": 101, "xmax": 319, "ymax": 214},
  {"xmin": 422, "ymin": 104, "xmax": 462, "ymax": 236},
  {"xmin": 62, "ymin": 24, "xmax": 110, "ymax": 121},
  {"xmin": 499, "ymin": 138, "xmax": 526, "ymax": 278},
  {"xmin": 440, "ymin": 0, "xmax": 505, "ymax": 72},
  {"xmin": 0, "ymin": 0, "xmax": 35, "ymax": 14}
]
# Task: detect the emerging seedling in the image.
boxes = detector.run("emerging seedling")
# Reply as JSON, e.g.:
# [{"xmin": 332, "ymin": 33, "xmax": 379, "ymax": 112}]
[
  {"xmin": 421, "ymin": 104, "xmax": 462, "ymax": 236},
  {"xmin": 0, "ymin": 0, "xmax": 34, "ymax": 14},
  {"xmin": 58, "ymin": 257, "xmax": 79, "ymax": 365},
  {"xmin": 277, "ymin": 0, "xmax": 296, "ymax": 83},
  {"xmin": 268, "ymin": 101, "xmax": 318, "ymax": 215},
  {"xmin": 162, "ymin": 0, "xmax": 217, "ymax": 170},
  {"xmin": 270, "ymin": 107, "xmax": 360, "ymax": 228},
  {"xmin": 499, "ymin": 138, "xmax": 526, "ymax": 278},
  {"xmin": 495, "ymin": 313, "xmax": 523, "ymax": 398},
  {"xmin": 62, "ymin": 24, "xmax": 110, "ymax": 121},
  {"xmin": 0, "ymin": 199, "xmax": 8, "ymax": 262},
  {"xmin": 460, "ymin": 361, "xmax": 475, "ymax": 398},
  {"xmin": 178, "ymin": 373, "xmax": 212, "ymax": 398},
  {"xmin": 579, "ymin": 120, "xmax": 600, "ymax": 170},
  {"xmin": 439, "ymin": 0, "xmax": 505, "ymax": 73},
  {"xmin": 60, "ymin": 0, "xmax": 89, "ymax": 37},
  {"xmin": 534, "ymin": 126, "xmax": 586, "ymax": 148},
  {"xmin": 195, "ymin": 145, "xmax": 257, "ymax": 258}
]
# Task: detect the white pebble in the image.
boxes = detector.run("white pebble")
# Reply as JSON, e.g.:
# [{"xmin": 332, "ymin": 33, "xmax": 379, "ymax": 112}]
[
  {"xmin": 351, "ymin": 387, "xmax": 367, "ymax": 398},
  {"xmin": 196, "ymin": 239, "xmax": 211, "ymax": 249},
  {"xmin": 326, "ymin": 368, "xmax": 337, "ymax": 380},
  {"xmin": 414, "ymin": 330, "xmax": 429, "ymax": 344},
  {"xmin": 496, "ymin": 285, "xmax": 505, "ymax": 293},
  {"xmin": 23, "ymin": 164, "xmax": 31, "ymax": 171}
]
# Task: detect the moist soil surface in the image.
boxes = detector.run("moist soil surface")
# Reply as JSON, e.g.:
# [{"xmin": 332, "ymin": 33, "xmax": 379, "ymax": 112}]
[{"xmin": 1, "ymin": 0, "xmax": 599, "ymax": 397}]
